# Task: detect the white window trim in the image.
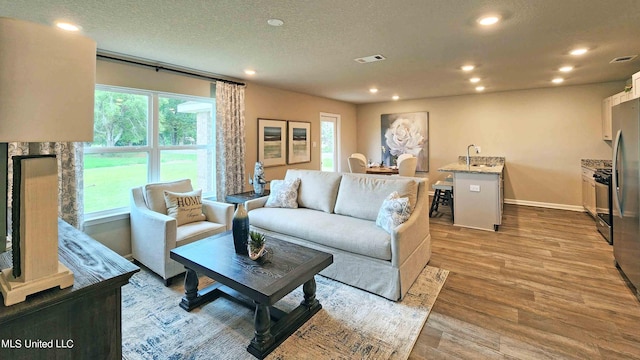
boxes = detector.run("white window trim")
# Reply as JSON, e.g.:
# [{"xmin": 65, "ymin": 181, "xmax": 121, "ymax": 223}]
[{"xmin": 85, "ymin": 84, "xmax": 216, "ymax": 217}]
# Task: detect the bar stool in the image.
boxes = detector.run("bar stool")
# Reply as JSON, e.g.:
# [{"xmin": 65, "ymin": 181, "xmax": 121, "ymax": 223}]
[{"xmin": 430, "ymin": 181, "xmax": 454, "ymax": 221}]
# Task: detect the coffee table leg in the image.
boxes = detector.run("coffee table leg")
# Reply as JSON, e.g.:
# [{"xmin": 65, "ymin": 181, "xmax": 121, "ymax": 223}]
[
  {"xmin": 179, "ymin": 267, "xmax": 199, "ymax": 311},
  {"xmin": 250, "ymin": 302, "xmax": 274, "ymax": 354},
  {"xmin": 302, "ymin": 276, "xmax": 318, "ymax": 308}
]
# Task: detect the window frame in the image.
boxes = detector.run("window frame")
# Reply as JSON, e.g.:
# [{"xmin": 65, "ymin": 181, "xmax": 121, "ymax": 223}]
[{"xmin": 84, "ymin": 84, "xmax": 216, "ymax": 219}]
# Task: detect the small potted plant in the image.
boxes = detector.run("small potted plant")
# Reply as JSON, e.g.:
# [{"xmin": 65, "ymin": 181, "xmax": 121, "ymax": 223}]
[{"xmin": 248, "ymin": 230, "xmax": 266, "ymax": 260}]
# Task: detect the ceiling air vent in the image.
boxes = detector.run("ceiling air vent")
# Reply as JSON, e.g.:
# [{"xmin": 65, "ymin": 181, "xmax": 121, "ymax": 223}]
[
  {"xmin": 610, "ymin": 55, "xmax": 637, "ymax": 63},
  {"xmin": 354, "ymin": 54, "xmax": 386, "ymax": 64}
]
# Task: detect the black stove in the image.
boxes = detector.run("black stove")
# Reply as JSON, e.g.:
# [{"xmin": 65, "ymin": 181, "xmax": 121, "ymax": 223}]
[
  {"xmin": 593, "ymin": 168, "xmax": 613, "ymax": 244},
  {"xmin": 594, "ymin": 168, "xmax": 612, "ymax": 185}
]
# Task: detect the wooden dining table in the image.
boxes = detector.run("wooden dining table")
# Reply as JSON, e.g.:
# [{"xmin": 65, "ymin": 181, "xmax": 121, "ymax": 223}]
[{"xmin": 366, "ymin": 166, "xmax": 399, "ymax": 175}]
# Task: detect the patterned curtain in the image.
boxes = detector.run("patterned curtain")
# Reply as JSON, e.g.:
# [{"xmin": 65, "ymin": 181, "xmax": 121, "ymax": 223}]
[
  {"xmin": 215, "ymin": 81, "xmax": 246, "ymax": 201},
  {"xmin": 38, "ymin": 142, "xmax": 84, "ymax": 229},
  {"xmin": 6, "ymin": 142, "xmax": 83, "ymax": 233}
]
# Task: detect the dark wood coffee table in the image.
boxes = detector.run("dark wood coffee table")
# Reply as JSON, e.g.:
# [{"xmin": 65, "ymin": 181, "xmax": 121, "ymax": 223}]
[{"xmin": 169, "ymin": 231, "xmax": 333, "ymax": 359}]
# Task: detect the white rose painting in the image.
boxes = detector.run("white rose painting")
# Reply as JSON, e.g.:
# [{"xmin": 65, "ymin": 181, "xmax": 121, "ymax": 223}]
[{"xmin": 381, "ymin": 112, "xmax": 429, "ymax": 171}]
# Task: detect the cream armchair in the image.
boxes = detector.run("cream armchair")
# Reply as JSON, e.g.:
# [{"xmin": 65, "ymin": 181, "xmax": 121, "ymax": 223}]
[{"xmin": 130, "ymin": 179, "xmax": 233, "ymax": 285}]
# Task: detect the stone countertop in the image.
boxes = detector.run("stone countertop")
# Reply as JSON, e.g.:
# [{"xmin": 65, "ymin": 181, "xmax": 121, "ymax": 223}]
[
  {"xmin": 581, "ymin": 159, "xmax": 611, "ymax": 171},
  {"xmin": 439, "ymin": 156, "xmax": 505, "ymax": 175}
]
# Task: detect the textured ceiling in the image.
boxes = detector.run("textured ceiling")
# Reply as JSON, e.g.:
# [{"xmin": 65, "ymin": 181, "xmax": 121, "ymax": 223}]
[{"xmin": 2, "ymin": 0, "xmax": 640, "ymax": 104}]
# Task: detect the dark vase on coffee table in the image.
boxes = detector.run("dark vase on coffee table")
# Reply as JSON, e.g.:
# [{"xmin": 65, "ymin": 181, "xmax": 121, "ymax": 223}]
[{"xmin": 232, "ymin": 203, "xmax": 249, "ymax": 255}]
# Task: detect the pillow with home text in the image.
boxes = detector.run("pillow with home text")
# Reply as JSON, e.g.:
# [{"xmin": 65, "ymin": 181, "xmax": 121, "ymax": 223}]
[{"xmin": 163, "ymin": 189, "xmax": 206, "ymax": 226}]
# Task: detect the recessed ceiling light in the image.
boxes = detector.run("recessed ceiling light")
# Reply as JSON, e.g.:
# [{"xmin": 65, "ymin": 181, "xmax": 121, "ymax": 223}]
[
  {"xmin": 392, "ymin": 95, "xmax": 399, "ymax": 101},
  {"xmin": 369, "ymin": 88, "xmax": 378, "ymax": 94},
  {"xmin": 559, "ymin": 66, "xmax": 573, "ymax": 72},
  {"xmin": 475, "ymin": 86, "xmax": 485, "ymax": 92},
  {"xmin": 267, "ymin": 18, "xmax": 284, "ymax": 27},
  {"xmin": 244, "ymin": 69, "xmax": 256, "ymax": 75},
  {"xmin": 477, "ymin": 15, "xmax": 500, "ymax": 26},
  {"xmin": 570, "ymin": 48, "xmax": 588, "ymax": 56},
  {"xmin": 461, "ymin": 65, "xmax": 475, "ymax": 71},
  {"xmin": 552, "ymin": 78, "xmax": 564, "ymax": 84},
  {"xmin": 470, "ymin": 77, "xmax": 481, "ymax": 83},
  {"xmin": 55, "ymin": 22, "xmax": 80, "ymax": 31}
]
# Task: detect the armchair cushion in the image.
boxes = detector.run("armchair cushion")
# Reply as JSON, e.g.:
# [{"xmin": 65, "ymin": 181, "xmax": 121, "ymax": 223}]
[
  {"xmin": 164, "ymin": 189, "xmax": 206, "ymax": 226},
  {"xmin": 144, "ymin": 178, "xmax": 193, "ymax": 214}
]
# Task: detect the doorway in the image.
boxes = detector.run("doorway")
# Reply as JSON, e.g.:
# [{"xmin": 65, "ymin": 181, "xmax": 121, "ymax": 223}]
[{"xmin": 320, "ymin": 112, "xmax": 340, "ymax": 172}]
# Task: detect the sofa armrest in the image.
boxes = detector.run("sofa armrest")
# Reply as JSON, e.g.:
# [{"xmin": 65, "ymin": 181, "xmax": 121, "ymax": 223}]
[
  {"xmin": 389, "ymin": 180, "xmax": 430, "ymax": 267},
  {"xmin": 245, "ymin": 196, "xmax": 269, "ymax": 212},
  {"xmin": 202, "ymin": 200, "xmax": 234, "ymax": 231}
]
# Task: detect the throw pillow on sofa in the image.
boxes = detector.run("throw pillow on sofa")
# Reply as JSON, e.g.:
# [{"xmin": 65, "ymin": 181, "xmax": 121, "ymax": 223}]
[
  {"xmin": 266, "ymin": 178, "xmax": 301, "ymax": 208},
  {"xmin": 163, "ymin": 189, "xmax": 206, "ymax": 226},
  {"xmin": 376, "ymin": 191, "xmax": 411, "ymax": 233}
]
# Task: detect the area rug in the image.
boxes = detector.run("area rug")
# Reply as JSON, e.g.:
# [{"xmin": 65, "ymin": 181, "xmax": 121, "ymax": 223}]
[{"xmin": 122, "ymin": 265, "xmax": 448, "ymax": 360}]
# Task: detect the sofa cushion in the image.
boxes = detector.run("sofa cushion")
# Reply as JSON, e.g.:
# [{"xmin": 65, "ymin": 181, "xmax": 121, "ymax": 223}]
[
  {"xmin": 284, "ymin": 169, "xmax": 342, "ymax": 213},
  {"xmin": 265, "ymin": 178, "xmax": 301, "ymax": 208},
  {"xmin": 334, "ymin": 174, "xmax": 418, "ymax": 221},
  {"xmin": 164, "ymin": 189, "xmax": 206, "ymax": 226},
  {"xmin": 144, "ymin": 179, "xmax": 193, "ymax": 214},
  {"xmin": 376, "ymin": 191, "xmax": 412, "ymax": 233},
  {"xmin": 249, "ymin": 208, "xmax": 392, "ymax": 260}
]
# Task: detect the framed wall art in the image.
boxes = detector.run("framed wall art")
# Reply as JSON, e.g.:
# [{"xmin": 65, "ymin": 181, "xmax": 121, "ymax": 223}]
[
  {"xmin": 381, "ymin": 111, "xmax": 429, "ymax": 171},
  {"xmin": 258, "ymin": 118, "xmax": 287, "ymax": 167},
  {"xmin": 287, "ymin": 121, "xmax": 311, "ymax": 164}
]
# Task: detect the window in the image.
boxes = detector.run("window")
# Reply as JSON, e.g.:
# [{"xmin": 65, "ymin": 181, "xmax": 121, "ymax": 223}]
[{"xmin": 84, "ymin": 85, "xmax": 216, "ymax": 216}]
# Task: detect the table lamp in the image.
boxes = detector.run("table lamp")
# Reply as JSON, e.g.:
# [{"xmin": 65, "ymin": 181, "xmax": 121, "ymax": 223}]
[{"xmin": 0, "ymin": 17, "xmax": 96, "ymax": 305}]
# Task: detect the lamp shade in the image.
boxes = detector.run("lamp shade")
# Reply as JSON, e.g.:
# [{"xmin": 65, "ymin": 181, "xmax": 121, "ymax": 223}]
[{"xmin": 0, "ymin": 17, "xmax": 96, "ymax": 142}]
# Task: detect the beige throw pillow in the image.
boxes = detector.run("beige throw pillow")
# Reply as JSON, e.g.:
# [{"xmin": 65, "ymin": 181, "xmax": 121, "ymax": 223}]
[{"xmin": 163, "ymin": 189, "xmax": 206, "ymax": 226}]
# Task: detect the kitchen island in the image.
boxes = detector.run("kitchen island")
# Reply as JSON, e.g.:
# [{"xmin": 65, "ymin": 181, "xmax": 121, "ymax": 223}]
[{"xmin": 439, "ymin": 156, "xmax": 505, "ymax": 231}]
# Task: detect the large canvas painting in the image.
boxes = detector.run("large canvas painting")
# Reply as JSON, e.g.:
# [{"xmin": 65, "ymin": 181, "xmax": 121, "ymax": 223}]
[
  {"xmin": 381, "ymin": 111, "xmax": 429, "ymax": 171},
  {"xmin": 258, "ymin": 118, "xmax": 287, "ymax": 167},
  {"xmin": 287, "ymin": 121, "xmax": 311, "ymax": 164}
]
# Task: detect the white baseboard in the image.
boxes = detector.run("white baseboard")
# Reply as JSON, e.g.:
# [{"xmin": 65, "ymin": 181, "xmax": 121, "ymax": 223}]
[
  {"xmin": 503, "ymin": 199, "xmax": 585, "ymax": 212},
  {"xmin": 427, "ymin": 191, "xmax": 585, "ymax": 212}
]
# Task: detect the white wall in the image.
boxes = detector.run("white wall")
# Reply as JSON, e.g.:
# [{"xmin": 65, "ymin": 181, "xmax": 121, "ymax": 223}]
[{"xmin": 356, "ymin": 82, "xmax": 623, "ymax": 208}]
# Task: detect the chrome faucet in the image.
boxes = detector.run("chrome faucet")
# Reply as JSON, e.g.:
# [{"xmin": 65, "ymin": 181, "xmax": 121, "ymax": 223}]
[{"xmin": 466, "ymin": 144, "xmax": 479, "ymax": 167}]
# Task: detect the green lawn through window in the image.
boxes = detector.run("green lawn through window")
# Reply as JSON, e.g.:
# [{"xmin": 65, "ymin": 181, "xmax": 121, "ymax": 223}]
[{"xmin": 84, "ymin": 153, "xmax": 199, "ymax": 213}]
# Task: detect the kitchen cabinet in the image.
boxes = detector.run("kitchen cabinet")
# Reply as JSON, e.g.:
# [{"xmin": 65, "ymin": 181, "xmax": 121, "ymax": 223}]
[
  {"xmin": 453, "ymin": 172, "xmax": 503, "ymax": 231},
  {"xmin": 603, "ymin": 91, "xmax": 634, "ymax": 140},
  {"xmin": 602, "ymin": 96, "xmax": 612, "ymax": 140},
  {"xmin": 582, "ymin": 166, "xmax": 596, "ymax": 217},
  {"xmin": 438, "ymin": 157, "xmax": 505, "ymax": 231}
]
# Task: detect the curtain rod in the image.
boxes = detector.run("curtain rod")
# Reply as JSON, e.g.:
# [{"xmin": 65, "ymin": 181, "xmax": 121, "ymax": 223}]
[{"xmin": 96, "ymin": 54, "xmax": 246, "ymax": 86}]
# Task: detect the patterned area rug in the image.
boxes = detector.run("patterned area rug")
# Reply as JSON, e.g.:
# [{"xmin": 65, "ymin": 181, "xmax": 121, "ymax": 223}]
[{"xmin": 122, "ymin": 265, "xmax": 448, "ymax": 360}]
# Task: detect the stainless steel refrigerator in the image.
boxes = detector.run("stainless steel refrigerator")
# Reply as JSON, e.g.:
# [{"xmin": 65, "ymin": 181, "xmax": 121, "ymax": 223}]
[{"xmin": 612, "ymin": 98, "xmax": 640, "ymax": 299}]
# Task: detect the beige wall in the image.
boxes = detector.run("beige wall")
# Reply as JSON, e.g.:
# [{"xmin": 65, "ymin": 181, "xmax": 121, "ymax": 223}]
[
  {"xmin": 87, "ymin": 59, "xmax": 356, "ymax": 255},
  {"xmin": 244, "ymin": 83, "xmax": 357, "ymax": 184},
  {"xmin": 356, "ymin": 82, "xmax": 623, "ymax": 208}
]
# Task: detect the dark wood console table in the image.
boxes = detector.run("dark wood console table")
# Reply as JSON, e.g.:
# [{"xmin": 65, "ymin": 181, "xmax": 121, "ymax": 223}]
[
  {"xmin": 0, "ymin": 219, "xmax": 139, "ymax": 359},
  {"xmin": 225, "ymin": 190, "xmax": 270, "ymax": 206}
]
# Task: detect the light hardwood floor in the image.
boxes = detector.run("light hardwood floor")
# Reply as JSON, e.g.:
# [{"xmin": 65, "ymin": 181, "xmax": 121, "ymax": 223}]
[{"xmin": 409, "ymin": 204, "xmax": 640, "ymax": 359}]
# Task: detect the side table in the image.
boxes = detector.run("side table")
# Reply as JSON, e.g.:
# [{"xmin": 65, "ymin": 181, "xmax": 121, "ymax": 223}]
[{"xmin": 225, "ymin": 190, "xmax": 270, "ymax": 207}]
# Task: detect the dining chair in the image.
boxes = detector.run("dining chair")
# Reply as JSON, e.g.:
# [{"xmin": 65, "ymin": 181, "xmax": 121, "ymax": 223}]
[
  {"xmin": 350, "ymin": 153, "xmax": 367, "ymax": 165},
  {"xmin": 398, "ymin": 156, "xmax": 418, "ymax": 176},
  {"xmin": 348, "ymin": 156, "xmax": 367, "ymax": 173},
  {"xmin": 397, "ymin": 153, "xmax": 413, "ymax": 163}
]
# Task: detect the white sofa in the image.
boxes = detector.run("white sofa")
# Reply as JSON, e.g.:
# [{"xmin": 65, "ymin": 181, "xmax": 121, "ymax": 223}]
[{"xmin": 245, "ymin": 169, "xmax": 431, "ymax": 301}]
